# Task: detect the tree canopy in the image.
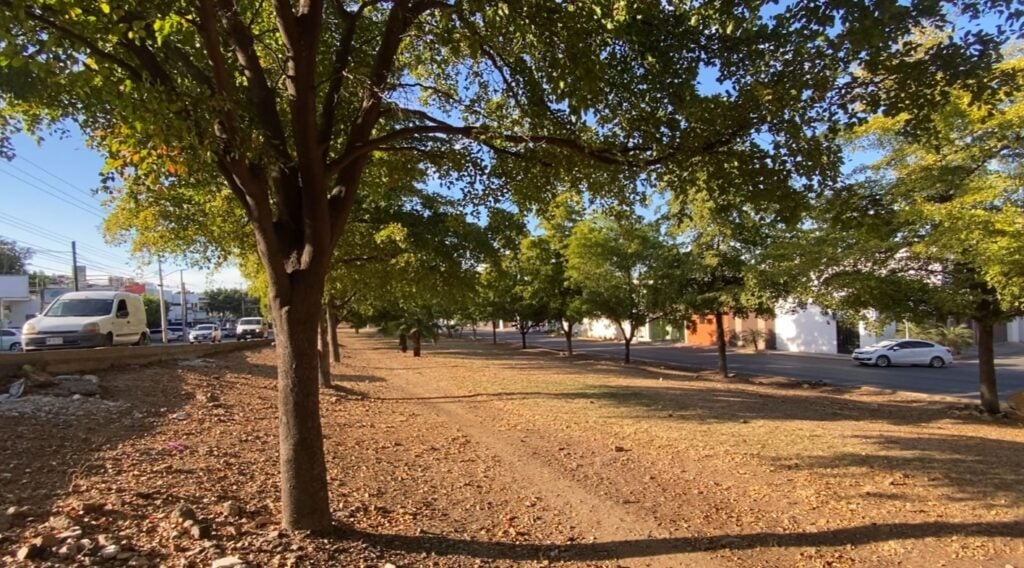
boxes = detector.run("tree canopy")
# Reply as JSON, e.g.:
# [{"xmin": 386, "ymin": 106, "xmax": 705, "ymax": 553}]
[{"xmin": 0, "ymin": 237, "xmax": 32, "ymax": 274}]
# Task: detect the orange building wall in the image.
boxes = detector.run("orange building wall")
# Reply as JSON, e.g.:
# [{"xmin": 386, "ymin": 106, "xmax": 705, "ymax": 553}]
[{"xmin": 687, "ymin": 314, "xmax": 733, "ymax": 346}]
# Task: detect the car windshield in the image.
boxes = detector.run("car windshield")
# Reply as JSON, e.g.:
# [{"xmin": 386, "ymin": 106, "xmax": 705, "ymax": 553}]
[
  {"xmin": 195, "ymin": 325, "xmax": 215, "ymax": 331},
  {"xmin": 238, "ymin": 318, "xmax": 262, "ymax": 325},
  {"xmin": 45, "ymin": 299, "xmax": 114, "ymax": 317},
  {"xmin": 867, "ymin": 340, "xmax": 897, "ymax": 349}
]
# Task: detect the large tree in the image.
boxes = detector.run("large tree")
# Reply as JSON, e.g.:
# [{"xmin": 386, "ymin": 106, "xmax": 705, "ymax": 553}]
[{"xmin": 1, "ymin": 0, "xmax": 1016, "ymax": 531}]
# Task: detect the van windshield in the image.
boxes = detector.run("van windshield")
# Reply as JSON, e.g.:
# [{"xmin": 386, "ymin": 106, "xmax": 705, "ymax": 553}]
[
  {"xmin": 238, "ymin": 318, "xmax": 262, "ymax": 325},
  {"xmin": 45, "ymin": 299, "xmax": 114, "ymax": 317}
]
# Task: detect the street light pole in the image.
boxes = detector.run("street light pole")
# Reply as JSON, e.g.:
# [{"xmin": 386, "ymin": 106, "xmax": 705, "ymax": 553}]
[{"xmin": 157, "ymin": 259, "xmax": 169, "ymax": 344}]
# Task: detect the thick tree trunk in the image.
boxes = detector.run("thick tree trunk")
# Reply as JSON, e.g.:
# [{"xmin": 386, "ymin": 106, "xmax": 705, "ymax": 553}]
[
  {"xmin": 564, "ymin": 329, "xmax": 573, "ymax": 355},
  {"xmin": 273, "ymin": 290, "xmax": 332, "ymax": 532},
  {"xmin": 977, "ymin": 321, "xmax": 1000, "ymax": 414},
  {"xmin": 327, "ymin": 307, "xmax": 341, "ymax": 363},
  {"xmin": 520, "ymin": 329, "xmax": 528, "ymax": 349},
  {"xmin": 492, "ymin": 320, "xmax": 497, "ymax": 344},
  {"xmin": 317, "ymin": 309, "xmax": 331, "ymax": 388},
  {"xmin": 715, "ymin": 310, "xmax": 729, "ymax": 378},
  {"xmin": 471, "ymin": 324, "xmax": 477, "ymax": 340},
  {"xmin": 412, "ymin": 329, "xmax": 422, "ymax": 357},
  {"xmin": 399, "ymin": 332, "xmax": 408, "ymax": 353}
]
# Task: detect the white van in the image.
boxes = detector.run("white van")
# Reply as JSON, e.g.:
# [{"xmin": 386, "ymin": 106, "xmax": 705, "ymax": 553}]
[
  {"xmin": 236, "ymin": 317, "xmax": 268, "ymax": 340},
  {"xmin": 22, "ymin": 291, "xmax": 150, "ymax": 351}
]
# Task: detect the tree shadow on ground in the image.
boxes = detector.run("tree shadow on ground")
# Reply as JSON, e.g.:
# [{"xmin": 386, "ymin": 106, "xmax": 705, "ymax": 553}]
[
  {"xmin": 342, "ymin": 519, "xmax": 1024, "ymax": 562},
  {"xmin": 785, "ymin": 432, "xmax": 1024, "ymax": 505},
  {"xmin": 0, "ymin": 359, "xmax": 188, "ymax": 529}
]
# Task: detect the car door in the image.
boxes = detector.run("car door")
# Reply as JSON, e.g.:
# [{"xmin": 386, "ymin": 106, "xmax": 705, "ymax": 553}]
[
  {"xmin": 909, "ymin": 341, "xmax": 937, "ymax": 364},
  {"xmin": 0, "ymin": 329, "xmax": 11, "ymax": 350},
  {"xmin": 888, "ymin": 341, "xmax": 915, "ymax": 365},
  {"xmin": 113, "ymin": 298, "xmax": 131, "ymax": 344}
]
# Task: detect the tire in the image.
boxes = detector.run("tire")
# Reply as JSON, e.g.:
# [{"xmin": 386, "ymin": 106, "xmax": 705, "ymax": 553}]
[
  {"xmin": 103, "ymin": 333, "xmax": 114, "ymax": 347},
  {"xmin": 875, "ymin": 355, "xmax": 891, "ymax": 368},
  {"xmin": 134, "ymin": 333, "xmax": 151, "ymax": 346},
  {"xmin": 10, "ymin": 342, "xmax": 21, "ymax": 352},
  {"xmin": 929, "ymin": 356, "xmax": 945, "ymax": 368}
]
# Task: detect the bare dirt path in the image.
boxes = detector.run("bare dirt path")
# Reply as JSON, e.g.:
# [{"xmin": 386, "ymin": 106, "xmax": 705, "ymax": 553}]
[{"xmin": 2, "ymin": 330, "xmax": 1023, "ymax": 567}]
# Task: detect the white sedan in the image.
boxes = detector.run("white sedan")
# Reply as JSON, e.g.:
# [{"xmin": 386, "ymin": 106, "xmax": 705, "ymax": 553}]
[
  {"xmin": 0, "ymin": 328, "xmax": 22, "ymax": 351},
  {"xmin": 851, "ymin": 339, "xmax": 954, "ymax": 368},
  {"xmin": 188, "ymin": 324, "xmax": 223, "ymax": 344}
]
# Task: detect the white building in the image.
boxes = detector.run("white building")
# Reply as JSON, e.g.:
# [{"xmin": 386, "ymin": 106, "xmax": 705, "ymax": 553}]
[{"xmin": 0, "ymin": 275, "xmax": 32, "ymax": 328}]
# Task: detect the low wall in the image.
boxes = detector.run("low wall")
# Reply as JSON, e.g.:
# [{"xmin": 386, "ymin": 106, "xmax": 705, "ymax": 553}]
[{"xmin": 0, "ymin": 340, "xmax": 273, "ymax": 376}]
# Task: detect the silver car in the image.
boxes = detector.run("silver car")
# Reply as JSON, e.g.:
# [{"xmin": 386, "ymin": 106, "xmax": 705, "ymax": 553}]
[{"xmin": 852, "ymin": 339, "xmax": 954, "ymax": 368}]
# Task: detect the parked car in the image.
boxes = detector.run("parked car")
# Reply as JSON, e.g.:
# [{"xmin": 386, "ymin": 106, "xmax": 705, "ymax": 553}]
[
  {"xmin": 851, "ymin": 339, "xmax": 954, "ymax": 368},
  {"xmin": 148, "ymin": 325, "xmax": 186, "ymax": 343},
  {"xmin": 189, "ymin": 324, "xmax": 222, "ymax": 344},
  {"xmin": 0, "ymin": 328, "xmax": 22, "ymax": 352},
  {"xmin": 221, "ymin": 324, "xmax": 237, "ymax": 339},
  {"xmin": 236, "ymin": 317, "xmax": 267, "ymax": 340},
  {"xmin": 22, "ymin": 291, "xmax": 150, "ymax": 351}
]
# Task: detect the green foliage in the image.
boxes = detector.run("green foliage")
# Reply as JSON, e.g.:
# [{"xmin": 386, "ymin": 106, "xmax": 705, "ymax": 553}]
[
  {"xmin": 566, "ymin": 213, "xmax": 678, "ymax": 340},
  {"xmin": 204, "ymin": 287, "xmax": 256, "ymax": 318},
  {"xmin": 921, "ymin": 324, "xmax": 976, "ymax": 356},
  {"xmin": 0, "ymin": 238, "xmax": 32, "ymax": 274},
  {"xmin": 142, "ymin": 294, "xmax": 163, "ymax": 328}
]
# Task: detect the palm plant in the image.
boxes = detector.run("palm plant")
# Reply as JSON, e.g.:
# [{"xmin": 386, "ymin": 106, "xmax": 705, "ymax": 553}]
[{"xmin": 921, "ymin": 324, "xmax": 975, "ymax": 356}]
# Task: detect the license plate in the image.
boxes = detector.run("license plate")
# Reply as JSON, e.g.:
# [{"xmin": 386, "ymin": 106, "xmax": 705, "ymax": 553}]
[{"xmin": 46, "ymin": 337, "xmax": 64, "ymax": 345}]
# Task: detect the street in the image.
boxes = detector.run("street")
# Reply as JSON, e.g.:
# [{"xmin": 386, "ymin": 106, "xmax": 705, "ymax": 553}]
[{"xmin": 497, "ymin": 331, "xmax": 1024, "ymax": 401}]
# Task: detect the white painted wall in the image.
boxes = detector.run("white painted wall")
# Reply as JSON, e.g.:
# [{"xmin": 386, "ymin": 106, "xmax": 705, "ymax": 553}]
[
  {"xmin": 579, "ymin": 317, "xmax": 652, "ymax": 342},
  {"xmin": 1008, "ymin": 317, "xmax": 1024, "ymax": 343},
  {"xmin": 774, "ymin": 303, "xmax": 838, "ymax": 354},
  {"xmin": 859, "ymin": 319, "xmax": 897, "ymax": 347}
]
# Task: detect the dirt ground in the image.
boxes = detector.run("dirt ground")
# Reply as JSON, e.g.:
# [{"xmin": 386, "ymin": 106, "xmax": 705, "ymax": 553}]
[{"xmin": 2, "ymin": 330, "xmax": 1024, "ymax": 567}]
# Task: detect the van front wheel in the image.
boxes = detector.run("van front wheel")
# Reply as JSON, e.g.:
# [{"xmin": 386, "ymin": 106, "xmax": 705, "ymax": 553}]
[
  {"xmin": 135, "ymin": 333, "xmax": 150, "ymax": 346},
  {"xmin": 103, "ymin": 333, "xmax": 114, "ymax": 347}
]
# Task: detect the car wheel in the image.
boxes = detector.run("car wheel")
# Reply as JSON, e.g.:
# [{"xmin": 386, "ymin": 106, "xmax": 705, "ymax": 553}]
[
  {"xmin": 10, "ymin": 342, "xmax": 21, "ymax": 352},
  {"xmin": 929, "ymin": 356, "xmax": 945, "ymax": 368},
  {"xmin": 875, "ymin": 355, "xmax": 891, "ymax": 368},
  {"xmin": 103, "ymin": 333, "xmax": 114, "ymax": 347}
]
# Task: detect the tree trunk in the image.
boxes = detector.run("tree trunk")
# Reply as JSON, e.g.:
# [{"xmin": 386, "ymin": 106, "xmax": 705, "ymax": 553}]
[
  {"xmin": 317, "ymin": 308, "xmax": 331, "ymax": 388},
  {"xmin": 399, "ymin": 332, "xmax": 408, "ymax": 353},
  {"xmin": 471, "ymin": 324, "xmax": 477, "ymax": 340},
  {"xmin": 715, "ymin": 310, "xmax": 729, "ymax": 378},
  {"xmin": 520, "ymin": 329, "xmax": 528, "ymax": 349},
  {"xmin": 272, "ymin": 290, "xmax": 332, "ymax": 532},
  {"xmin": 977, "ymin": 321, "xmax": 1000, "ymax": 414},
  {"xmin": 327, "ymin": 307, "xmax": 341, "ymax": 363},
  {"xmin": 492, "ymin": 320, "xmax": 497, "ymax": 344},
  {"xmin": 564, "ymin": 329, "xmax": 574, "ymax": 356},
  {"xmin": 412, "ymin": 329, "xmax": 422, "ymax": 357}
]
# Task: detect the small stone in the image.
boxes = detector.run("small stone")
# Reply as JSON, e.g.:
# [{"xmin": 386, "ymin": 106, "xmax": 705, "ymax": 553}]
[
  {"xmin": 173, "ymin": 412, "xmax": 188, "ymax": 421},
  {"xmin": 16, "ymin": 544, "xmax": 42, "ymax": 560},
  {"xmin": 219, "ymin": 501, "xmax": 243, "ymax": 518},
  {"xmin": 32, "ymin": 533, "xmax": 59, "ymax": 549},
  {"xmin": 79, "ymin": 501, "xmax": 106, "ymax": 514},
  {"xmin": 253, "ymin": 516, "xmax": 275, "ymax": 527},
  {"xmin": 100, "ymin": 544, "xmax": 121, "ymax": 559},
  {"xmin": 56, "ymin": 542, "xmax": 80, "ymax": 558},
  {"xmin": 128, "ymin": 557, "xmax": 150, "ymax": 567},
  {"xmin": 97, "ymin": 534, "xmax": 119, "ymax": 547},
  {"xmin": 57, "ymin": 527, "xmax": 84, "ymax": 540},
  {"xmin": 612, "ymin": 445, "xmax": 629, "ymax": 452},
  {"xmin": 6, "ymin": 505, "xmax": 30, "ymax": 518},
  {"xmin": 48, "ymin": 514, "xmax": 76, "ymax": 530},
  {"xmin": 117, "ymin": 551, "xmax": 135, "ymax": 560},
  {"xmin": 172, "ymin": 504, "xmax": 198, "ymax": 523},
  {"xmin": 211, "ymin": 556, "xmax": 246, "ymax": 568},
  {"xmin": 190, "ymin": 523, "xmax": 212, "ymax": 539},
  {"xmin": 384, "ymin": 564, "xmax": 398, "ymax": 568},
  {"xmin": 77, "ymin": 538, "xmax": 95, "ymax": 554}
]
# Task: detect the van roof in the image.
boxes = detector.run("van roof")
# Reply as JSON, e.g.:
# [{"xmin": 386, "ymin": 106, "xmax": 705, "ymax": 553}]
[{"xmin": 56, "ymin": 291, "xmax": 135, "ymax": 300}]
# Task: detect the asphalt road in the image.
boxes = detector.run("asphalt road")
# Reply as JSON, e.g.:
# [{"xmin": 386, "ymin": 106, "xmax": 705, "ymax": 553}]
[{"xmin": 498, "ymin": 331, "xmax": 1024, "ymax": 401}]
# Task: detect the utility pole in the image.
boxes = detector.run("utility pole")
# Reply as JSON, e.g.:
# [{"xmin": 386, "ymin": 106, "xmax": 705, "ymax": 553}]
[
  {"xmin": 179, "ymin": 271, "xmax": 188, "ymax": 334},
  {"xmin": 71, "ymin": 241, "xmax": 79, "ymax": 291},
  {"xmin": 158, "ymin": 259, "xmax": 169, "ymax": 344}
]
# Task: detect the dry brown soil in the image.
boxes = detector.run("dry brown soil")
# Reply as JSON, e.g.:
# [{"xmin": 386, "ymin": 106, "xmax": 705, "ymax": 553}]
[{"xmin": 2, "ymin": 330, "xmax": 1024, "ymax": 567}]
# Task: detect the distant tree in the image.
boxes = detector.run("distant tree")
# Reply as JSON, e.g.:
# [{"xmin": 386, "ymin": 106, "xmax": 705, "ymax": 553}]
[
  {"xmin": 204, "ymin": 287, "xmax": 253, "ymax": 319},
  {"xmin": 479, "ymin": 254, "xmax": 549, "ymax": 350},
  {"xmin": 142, "ymin": 294, "xmax": 164, "ymax": 328},
  {"xmin": 567, "ymin": 215, "xmax": 679, "ymax": 363},
  {"xmin": 0, "ymin": 238, "xmax": 31, "ymax": 274}
]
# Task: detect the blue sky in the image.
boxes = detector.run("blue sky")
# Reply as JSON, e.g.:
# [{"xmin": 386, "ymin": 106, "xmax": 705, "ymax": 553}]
[{"xmin": 1, "ymin": 131, "xmax": 245, "ymax": 292}]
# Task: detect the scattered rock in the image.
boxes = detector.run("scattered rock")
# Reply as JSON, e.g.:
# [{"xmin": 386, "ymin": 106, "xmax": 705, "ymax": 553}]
[
  {"xmin": 48, "ymin": 514, "xmax": 77, "ymax": 531},
  {"xmin": 32, "ymin": 533, "xmax": 59, "ymax": 549},
  {"xmin": 253, "ymin": 516, "xmax": 276, "ymax": 527},
  {"xmin": 172, "ymin": 504, "xmax": 198, "ymax": 523},
  {"xmin": 219, "ymin": 501, "xmax": 243, "ymax": 518},
  {"xmin": 1007, "ymin": 391, "xmax": 1024, "ymax": 414},
  {"xmin": 7, "ymin": 379, "xmax": 26, "ymax": 399},
  {"xmin": 384, "ymin": 563, "xmax": 398, "ymax": 568},
  {"xmin": 97, "ymin": 534, "xmax": 119, "ymax": 547},
  {"xmin": 127, "ymin": 557, "xmax": 150, "ymax": 567},
  {"xmin": 6, "ymin": 505, "xmax": 30, "ymax": 518},
  {"xmin": 78, "ymin": 501, "xmax": 106, "ymax": 515},
  {"xmin": 179, "ymin": 358, "xmax": 216, "ymax": 368},
  {"xmin": 173, "ymin": 412, "xmax": 188, "ymax": 421},
  {"xmin": 99, "ymin": 544, "xmax": 122, "ymax": 559},
  {"xmin": 211, "ymin": 556, "xmax": 246, "ymax": 568},
  {"xmin": 611, "ymin": 445, "xmax": 629, "ymax": 453},
  {"xmin": 190, "ymin": 523, "xmax": 213, "ymax": 540},
  {"xmin": 16, "ymin": 544, "xmax": 42, "ymax": 561},
  {"xmin": 56, "ymin": 542, "xmax": 80, "ymax": 558}
]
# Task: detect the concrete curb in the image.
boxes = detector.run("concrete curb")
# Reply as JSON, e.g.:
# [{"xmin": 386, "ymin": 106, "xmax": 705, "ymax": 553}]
[{"xmin": 0, "ymin": 340, "xmax": 272, "ymax": 376}]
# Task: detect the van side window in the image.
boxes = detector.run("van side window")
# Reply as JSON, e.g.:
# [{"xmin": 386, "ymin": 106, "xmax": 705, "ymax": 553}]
[{"xmin": 116, "ymin": 299, "xmax": 129, "ymax": 315}]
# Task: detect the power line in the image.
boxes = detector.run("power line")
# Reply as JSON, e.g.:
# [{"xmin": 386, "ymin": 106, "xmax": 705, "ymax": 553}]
[
  {"xmin": 0, "ymin": 169, "xmax": 104, "ymax": 219},
  {"xmin": 0, "ymin": 211, "xmax": 130, "ymax": 265},
  {"xmin": 15, "ymin": 155, "xmax": 98, "ymax": 199},
  {"xmin": 2, "ymin": 161, "xmax": 104, "ymax": 212}
]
